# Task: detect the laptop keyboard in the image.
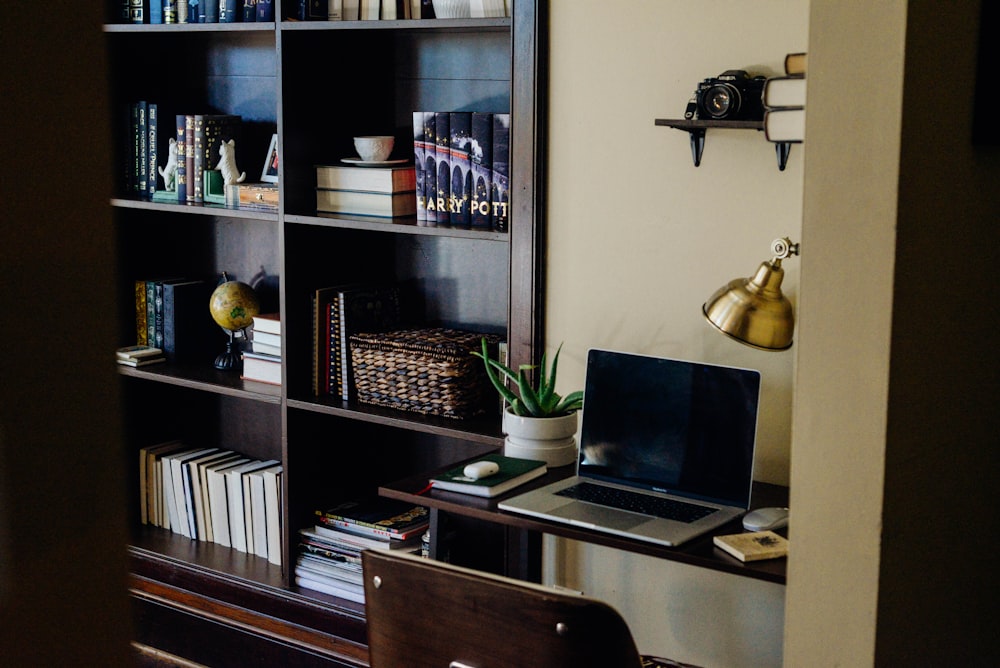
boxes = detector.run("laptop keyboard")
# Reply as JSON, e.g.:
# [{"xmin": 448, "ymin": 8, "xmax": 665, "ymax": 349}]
[{"xmin": 556, "ymin": 482, "xmax": 718, "ymax": 524}]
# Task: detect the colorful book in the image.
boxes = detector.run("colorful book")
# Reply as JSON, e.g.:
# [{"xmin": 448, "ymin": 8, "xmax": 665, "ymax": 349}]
[
  {"xmin": 412, "ymin": 111, "xmax": 430, "ymax": 222},
  {"xmin": 430, "ymin": 454, "xmax": 548, "ymax": 498},
  {"xmin": 470, "ymin": 111, "xmax": 494, "ymax": 229},
  {"xmin": 184, "ymin": 115, "xmax": 195, "ymax": 203},
  {"xmin": 431, "ymin": 111, "xmax": 450, "ymax": 225},
  {"xmin": 147, "ymin": 102, "xmax": 158, "ymax": 197},
  {"xmin": 491, "ymin": 112, "xmax": 510, "ymax": 232},
  {"xmin": 315, "ymin": 497, "xmax": 429, "ymax": 539},
  {"xmin": 134, "ymin": 279, "xmax": 148, "ymax": 345},
  {"xmin": 175, "ymin": 114, "xmax": 187, "ymax": 202},
  {"xmin": 137, "ymin": 101, "xmax": 148, "ymax": 199},
  {"xmin": 315, "ymin": 164, "xmax": 416, "ymax": 193},
  {"xmin": 422, "ymin": 111, "xmax": 437, "ymax": 224},
  {"xmin": 315, "ymin": 189, "xmax": 417, "ymax": 218},
  {"xmin": 448, "ymin": 111, "xmax": 473, "ymax": 228}
]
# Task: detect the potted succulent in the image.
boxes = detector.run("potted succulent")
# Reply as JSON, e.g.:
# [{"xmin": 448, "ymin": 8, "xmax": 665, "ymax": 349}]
[{"xmin": 473, "ymin": 338, "xmax": 584, "ymax": 466}]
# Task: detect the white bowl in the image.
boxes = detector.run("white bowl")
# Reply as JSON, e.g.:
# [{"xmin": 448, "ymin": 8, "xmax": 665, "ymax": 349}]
[
  {"xmin": 432, "ymin": 0, "xmax": 471, "ymax": 19},
  {"xmin": 353, "ymin": 136, "xmax": 394, "ymax": 162}
]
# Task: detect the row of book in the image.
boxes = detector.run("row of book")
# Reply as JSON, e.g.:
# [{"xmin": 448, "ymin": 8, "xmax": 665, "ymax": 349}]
[
  {"xmin": 139, "ymin": 441, "xmax": 283, "ymax": 566},
  {"xmin": 311, "ymin": 282, "xmax": 403, "ymax": 399},
  {"xmin": 294, "ymin": 1, "xmax": 509, "ymax": 21},
  {"xmin": 242, "ymin": 312, "xmax": 282, "ymax": 385},
  {"xmin": 413, "ymin": 111, "xmax": 510, "ymax": 231},
  {"xmin": 762, "ymin": 52, "xmax": 807, "ymax": 144},
  {"xmin": 296, "ymin": 497, "xmax": 429, "ymax": 602},
  {"xmin": 133, "ymin": 276, "xmax": 221, "ymax": 364},
  {"xmin": 123, "ymin": 0, "xmax": 274, "ymax": 24}
]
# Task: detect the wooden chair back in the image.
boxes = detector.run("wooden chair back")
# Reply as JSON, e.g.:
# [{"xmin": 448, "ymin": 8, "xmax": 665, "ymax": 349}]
[{"xmin": 362, "ymin": 549, "xmax": 643, "ymax": 668}]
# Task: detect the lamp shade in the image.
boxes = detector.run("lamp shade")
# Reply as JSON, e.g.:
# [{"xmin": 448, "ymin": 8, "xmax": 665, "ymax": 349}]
[{"xmin": 702, "ymin": 239, "xmax": 798, "ymax": 351}]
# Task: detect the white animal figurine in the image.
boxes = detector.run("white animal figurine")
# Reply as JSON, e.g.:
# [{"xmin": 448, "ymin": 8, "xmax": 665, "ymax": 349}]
[
  {"xmin": 157, "ymin": 137, "xmax": 177, "ymax": 191},
  {"xmin": 215, "ymin": 139, "xmax": 246, "ymax": 185}
]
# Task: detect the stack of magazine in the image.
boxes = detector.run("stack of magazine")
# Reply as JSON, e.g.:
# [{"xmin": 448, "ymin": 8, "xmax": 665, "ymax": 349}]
[{"xmin": 295, "ymin": 497, "xmax": 429, "ymax": 603}]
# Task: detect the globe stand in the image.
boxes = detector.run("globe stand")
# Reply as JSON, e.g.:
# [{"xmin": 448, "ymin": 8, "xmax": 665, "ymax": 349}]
[{"xmin": 214, "ymin": 330, "xmax": 242, "ymax": 371}]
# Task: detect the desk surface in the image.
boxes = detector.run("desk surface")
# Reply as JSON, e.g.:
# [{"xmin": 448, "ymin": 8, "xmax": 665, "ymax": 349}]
[{"xmin": 380, "ymin": 462, "xmax": 788, "ymax": 585}]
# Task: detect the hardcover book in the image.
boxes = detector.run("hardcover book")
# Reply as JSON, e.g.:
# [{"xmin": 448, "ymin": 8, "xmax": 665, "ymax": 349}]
[
  {"xmin": 175, "ymin": 114, "xmax": 187, "ymax": 202},
  {"xmin": 713, "ymin": 530, "xmax": 789, "ymax": 562},
  {"xmin": 134, "ymin": 279, "xmax": 148, "ymax": 345},
  {"xmin": 162, "ymin": 279, "xmax": 219, "ymax": 364},
  {"xmin": 258, "ymin": 0, "xmax": 275, "ymax": 22},
  {"xmin": 412, "ymin": 111, "xmax": 430, "ymax": 221},
  {"xmin": 430, "ymin": 454, "xmax": 548, "ymax": 498},
  {"xmin": 764, "ymin": 108, "xmax": 805, "ymax": 143},
  {"xmin": 137, "ymin": 101, "xmax": 148, "ymax": 199},
  {"xmin": 147, "ymin": 102, "xmax": 158, "ymax": 197},
  {"xmin": 449, "ymin": 111, "xmax": 473, "ymax": 228},
  {"xmin": 315, "ymin": 188, "xmax": 417, "ymax": 218},
  {"xmin": 422, "ymin": 111, "xmax": 437, "ymax": 224},
  {"xmin": 336, "ymin": 283, "xmax": 402, "ymax": 400},
  {"xmin": 315, "ymin": 164, "xmax": 416, "ymax": 193},
  {"xmin": 243, "ymin": 0, "xmax": 258, "ymax": 21},
  {"xmin": 491, "ymin": 113, "xmax": 510, "ymax": 232},
  {"xmin": 431, "ymin": 111, "xmax": 450, "ymax": 225},
  {"xmin": 241, "ymin": 351, "xmax": 282, "ymax": 385},
  {"xmin": 184, "ymin": 115, "xmax": 195, "ymax": 203},
  {"xmin": 763, "ymin": 75, "xmax": 806, "ymax": 109},
  {"xmin": 194, "ymin": 114, "xmax": 241, "ymax": 204},
  {"xmin": 470, "ymin": 111, "xmax": 494, "ymax": 229}
]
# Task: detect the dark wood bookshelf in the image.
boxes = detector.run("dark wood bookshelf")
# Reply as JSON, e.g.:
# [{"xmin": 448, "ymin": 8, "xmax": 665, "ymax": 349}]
[{"xmin": 107, "ymin": 3, "xmax": 547, "ymax": 665}]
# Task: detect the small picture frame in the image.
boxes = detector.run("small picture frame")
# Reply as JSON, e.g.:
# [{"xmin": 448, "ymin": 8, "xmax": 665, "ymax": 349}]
[{"xmin": 261, "ymin": 133, "xmax": 279, "ymax": 183}]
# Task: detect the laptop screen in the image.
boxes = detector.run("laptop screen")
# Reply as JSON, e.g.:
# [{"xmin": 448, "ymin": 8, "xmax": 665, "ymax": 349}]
[{"xmin": 578, "ymin": 350, "xmax": 760, "ymax": 508}]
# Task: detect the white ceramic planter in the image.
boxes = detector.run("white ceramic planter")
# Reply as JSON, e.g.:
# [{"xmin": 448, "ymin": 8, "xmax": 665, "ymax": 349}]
[{"xmin": 502, "ymin": 409, "xmax": 579, "ymax": 467}]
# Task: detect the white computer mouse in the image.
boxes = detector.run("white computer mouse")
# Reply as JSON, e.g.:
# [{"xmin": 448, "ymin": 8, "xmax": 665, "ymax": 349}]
[
  {"xmin": 463, "ymin": 460, "xmax": 500, "ymax": 480},
  {"xmin": 742, "ymin": 507, "xmax": 789, "ymax": 532}
]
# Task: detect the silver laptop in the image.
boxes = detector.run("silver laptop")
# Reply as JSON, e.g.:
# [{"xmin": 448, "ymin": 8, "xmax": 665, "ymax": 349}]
[{"xmin": 499, "ymin": 349, "xmax": 760, "ymax": 547}]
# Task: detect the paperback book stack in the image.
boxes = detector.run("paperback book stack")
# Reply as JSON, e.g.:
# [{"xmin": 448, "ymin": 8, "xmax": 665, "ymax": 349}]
[
  {"xmin": 295, "ymin": 497, "xmax": 429, "ymax": 603},
  {"xmin": 116, "ymin": 345, "xmax": 166, "ymax": 368},
  {"xmin": 315, "ymin": 163, "xmax": 417, "ymax": 218},
  {"xmin": 412, "ymin": 110, "xmax": 509, "ymax": 231},
  {"xmin": 243, "ymin": 312, "xmax": 282, "ymax": 385},
  {"xmin": 137, "ymin": 441, "xmax": 284, "ymax": 567}
]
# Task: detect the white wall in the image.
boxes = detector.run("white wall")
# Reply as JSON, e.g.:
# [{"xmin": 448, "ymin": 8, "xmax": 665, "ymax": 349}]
[{"xmin": 542, "ymin": 2, "xmax": 809, "ymax": 665}]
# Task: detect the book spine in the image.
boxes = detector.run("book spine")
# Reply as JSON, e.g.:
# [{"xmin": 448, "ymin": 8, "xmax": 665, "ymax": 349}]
[
  {"xmin": 184, "ymin": 115, "xmax": 195, "ymax": 203},
  {"xmin": 412, "ymin": 112, "xmax": 428, "ymax": 223},
  {"xmin": 206, "ymin": 0, "xmax": 220, "ymax": 22},
  {"xmin": 134, "ymin": 280, "xmax": 148, "ymax": 346},
  {"xmin": 163, "ymin": 0, "xmax": 178, "ymax": 23},
  {"xmin": 448, "ymin": 111, "xmax": 473, "ymax": 228},
  {"xmin": 129, "ymin": 0, "xmax": 149, "ymax": 23},
  {"xmin": 128, "ymin": 103, "xmax": 139, "ymax": 196},
  {"xmin": 431, "ymin": 111, "xmax": 450, "ymax": 225},
  {"xmin": 147, "ymin": 102, "xmax": 158, "ymax": 197},
  {"xmin": 175, "ymin": 114, "xmax": 187, "ymax": 203},
  {"xmin": 177, "ymin": 0, "xmax": 187, "ymax": 22},
  {"xmin": 149, "ymin": 0, "xmax": 163, "ymax": 23},
  {"xmin": 491, "ymin": 112, "xmax": 510, "ymax": 232},
  {"xmin": 257, "ymin": 0, "xmax": 274, "ymax": 21},
  {"xmin": 243, "ymin": 0, "xmax": 258, "ymax": 21},
  {"xmin": 153, "ymin": 281, "xmax": 166, "ymax": 349},
  {"xmin": 308, "ymin": 0, "xmax": 329, "ymax": 20},
  {"xmin": 138, "ymin": 101, "xmax": 148, "ymax": 198},
  {"xmin": 145, "ymin": 280, "xmax": 157, "ymax": 346},
  {"xmin": 187, "ymin": 1, "xmax": 201, "ymax": 22},
  {"xmin": 193, "ymin": 115, "xmax": 205, "ymax": 203},
  {"xmin": 219, "ymin": 0, "xmax": 236, "ymax": 22},
  {"xmin": 422, "ymin": 112, "xmax": 437, "ymax": 225},
  {"xmin": 470, "ymin": 111, "xmax": 494, "ymax": 229}
]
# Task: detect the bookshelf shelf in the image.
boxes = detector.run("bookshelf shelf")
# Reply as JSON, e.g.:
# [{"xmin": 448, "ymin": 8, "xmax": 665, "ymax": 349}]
[{"xmin": 107, "ymin": 3, "xmax": 545, "ymax": 664}]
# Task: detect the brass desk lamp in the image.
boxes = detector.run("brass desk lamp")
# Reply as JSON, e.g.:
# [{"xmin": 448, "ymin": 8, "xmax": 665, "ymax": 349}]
[{"xmin": 703, "ymin": 237, "xmax": 800, "ymax": 351}]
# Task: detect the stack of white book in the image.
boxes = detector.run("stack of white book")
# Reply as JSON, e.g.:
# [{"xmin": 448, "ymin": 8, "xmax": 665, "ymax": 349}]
[
  {"xmin": 138, "ymin": 441, "xmax": 284, "ymax": 567},
  {"xmin": 243, "ymin": 312, "xmax": 281, "ymax": 385},
  {"xmin": 315, "ymin": 164, "xmax": 416, "ymax": 219}
]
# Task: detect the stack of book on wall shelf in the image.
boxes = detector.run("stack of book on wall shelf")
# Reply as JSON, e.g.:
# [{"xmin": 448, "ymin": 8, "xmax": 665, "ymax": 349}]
[
  {"xmin": 295, "ymin": 497, "xmax": 429, "ymax": 602},
  {"xmin": 412, "ymin": 110, "xmax": 509, "ymax": 231},
  {"xmin": 137, "ymin": 441, "xmax": 284, "ymax": 567},
  {"xmin": 763, "ymin": 52, "xmax": 807, "ymax": 144},
  {"xmin": 242, "ymin": 312, "xmax": 282, "ymax": 385},
  {"xmin": 315, "ymin": 163, "xmax": 417, "ymax": 218},
  {"xmin": 116, "ymin": 345, "xmax": 166, "ymax": 368},
  {"xmin": 310, "ymin": 282, "xmax": 403, "ymax": 399}
]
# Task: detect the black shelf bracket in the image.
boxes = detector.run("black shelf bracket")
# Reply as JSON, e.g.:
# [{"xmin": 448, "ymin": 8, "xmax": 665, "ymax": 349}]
[{"xmin": 655, "ymin": 118, "xmax": 792, "ymax": 170}]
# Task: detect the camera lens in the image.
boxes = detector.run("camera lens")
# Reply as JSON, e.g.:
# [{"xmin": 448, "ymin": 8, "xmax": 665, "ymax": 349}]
[{"xmin": 703, "ymin": 84, "xmax": 738, "ymax": 118}]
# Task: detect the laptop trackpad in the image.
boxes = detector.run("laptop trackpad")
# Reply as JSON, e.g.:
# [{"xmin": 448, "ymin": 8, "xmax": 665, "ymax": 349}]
[{"xmin": 550, "ymin": 501, "xmax": 647, "ymax": 531}]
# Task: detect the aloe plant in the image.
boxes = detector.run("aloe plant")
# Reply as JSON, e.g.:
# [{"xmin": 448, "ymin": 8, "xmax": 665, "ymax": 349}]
[{"xmin": 472, "ymin": 338, "xmax": 584, "ymax": 418}]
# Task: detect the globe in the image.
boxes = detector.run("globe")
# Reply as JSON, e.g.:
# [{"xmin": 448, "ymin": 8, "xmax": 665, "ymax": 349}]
[{"xmin": 209, "ymin": 279, "xmax": 260, "ymax": 332}]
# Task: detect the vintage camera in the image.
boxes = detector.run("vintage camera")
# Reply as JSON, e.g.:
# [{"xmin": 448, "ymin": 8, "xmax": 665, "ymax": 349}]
[{"xmin": 691, "ymin": 70, "xmax": 766, "ymax": 121}]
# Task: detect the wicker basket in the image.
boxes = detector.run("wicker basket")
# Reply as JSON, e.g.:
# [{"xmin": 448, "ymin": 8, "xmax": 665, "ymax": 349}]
[{"xmin": 350, "ymin": 328, "xmax": 500, "ymax": 419}]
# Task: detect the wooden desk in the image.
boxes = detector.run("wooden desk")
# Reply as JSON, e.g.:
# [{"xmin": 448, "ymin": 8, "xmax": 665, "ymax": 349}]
[{"xmin": 380, "ymin": 462, "xmax": 788, "ymax": 585}]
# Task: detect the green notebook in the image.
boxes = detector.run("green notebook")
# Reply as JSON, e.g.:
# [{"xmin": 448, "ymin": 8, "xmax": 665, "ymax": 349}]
[{"xmin": 430, "ymin": 454, "xmax": 547, "ymax": 498}]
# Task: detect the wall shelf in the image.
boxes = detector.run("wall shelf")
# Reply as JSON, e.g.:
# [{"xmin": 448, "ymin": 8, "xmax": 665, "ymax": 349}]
[{"xmin": 655, "ymin": 118, "xmax": 793, "ymax": 170}]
